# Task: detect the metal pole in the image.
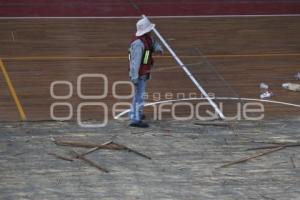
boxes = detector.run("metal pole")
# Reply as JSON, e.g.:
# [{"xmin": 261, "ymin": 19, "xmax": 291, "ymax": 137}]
[{"xmin": 142, "ymin": 15, "xmax": 225, "ymax": 119}]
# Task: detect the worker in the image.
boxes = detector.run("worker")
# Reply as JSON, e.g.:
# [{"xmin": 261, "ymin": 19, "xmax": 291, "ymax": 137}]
[{"xmin": 128, "ymin": 17, "xmax": 163, "ymax": 128}]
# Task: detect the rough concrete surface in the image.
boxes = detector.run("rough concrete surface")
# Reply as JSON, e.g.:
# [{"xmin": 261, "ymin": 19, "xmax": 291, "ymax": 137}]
[{"xmin": 0, "ymin": 118, "xmax": 300, "ymax": 200}]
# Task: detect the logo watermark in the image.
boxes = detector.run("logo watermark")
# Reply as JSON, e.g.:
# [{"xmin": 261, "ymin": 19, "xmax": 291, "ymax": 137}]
[{"xmin": 50, "ymin": 73, "xmax": 265, "ymax": 127}]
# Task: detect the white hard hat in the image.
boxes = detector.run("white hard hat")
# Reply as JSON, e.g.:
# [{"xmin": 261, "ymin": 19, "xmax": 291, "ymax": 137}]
[{"xmin": 135, "ymin": 18, "xmax": 155, "ymax": 37}]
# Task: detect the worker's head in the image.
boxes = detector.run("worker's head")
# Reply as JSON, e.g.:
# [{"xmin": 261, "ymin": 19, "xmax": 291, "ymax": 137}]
[{"xmin": 136, "ymin": 18, "xmax": 155, "ymax": 37}]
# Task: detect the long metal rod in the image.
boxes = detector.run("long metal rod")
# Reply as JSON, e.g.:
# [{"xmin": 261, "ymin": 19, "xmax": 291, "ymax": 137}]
[{"xmin": 142, "ymin": 15, "xmax": 225, "ymax": 119}]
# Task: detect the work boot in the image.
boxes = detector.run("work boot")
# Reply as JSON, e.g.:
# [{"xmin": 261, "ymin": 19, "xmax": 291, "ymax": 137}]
[
  {"xmin": 129, "ymin": 121, "xmax": 149, "ymax": 128},
  {"xmin": 140, "ymin": 114, "xmax": 146, "ymax": 120}
]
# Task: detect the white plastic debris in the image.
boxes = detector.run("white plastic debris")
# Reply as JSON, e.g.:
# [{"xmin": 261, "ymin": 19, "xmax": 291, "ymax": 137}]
[
  {"xmin": 259, "ymin": 82, "xmax": 269, "ymax": 90},
  {"xmin": 282, "ymin": 82, "xmax": 300, "ymax": 92},
  {"xmin": 259, "ymin": 82, "xmax": 273, "ymax": 99},
  {"xmin": 282, "ymin": 83, "xmax": 290, "ymax": 89},
  {"xmin": 295, "ymin": 73, "xmax": 300, "ymax": 80},
  {"xmin": 260, "ymin": 91, "xmax": 274, "ymax": 99}
]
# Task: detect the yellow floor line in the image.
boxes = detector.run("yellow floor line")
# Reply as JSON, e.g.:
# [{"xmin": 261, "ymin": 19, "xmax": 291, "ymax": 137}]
[
  {"xmin": 2, "ymin": 53, "xmax": 300, "ymax": 61},
  {"xmin": 0, "ymin": 59, "xmax": 26, "ymax": 120}
]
